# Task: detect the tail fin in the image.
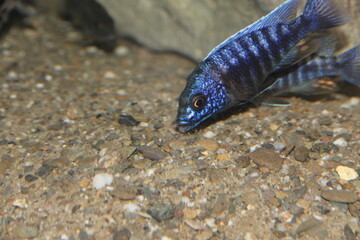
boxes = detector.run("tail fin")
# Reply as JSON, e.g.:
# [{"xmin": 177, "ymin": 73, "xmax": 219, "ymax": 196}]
[
  {"xmin": 302, "ymin": 0, "xmax": 350, "ymax": 32},
  {"xmin": 338, "ymin": 46, "xmax": 360, "ymax": 87}
]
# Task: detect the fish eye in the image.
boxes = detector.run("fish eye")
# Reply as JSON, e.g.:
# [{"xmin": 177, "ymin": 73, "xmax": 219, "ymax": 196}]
[{"xmin": 191, "ymin": 94, "xmax": 207, "ymax": 110}]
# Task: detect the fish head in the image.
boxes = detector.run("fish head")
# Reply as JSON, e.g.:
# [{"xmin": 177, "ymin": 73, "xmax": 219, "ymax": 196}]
[{"xmin": 177, "ymin": 69, "xmax": 231, "ymax": 132}]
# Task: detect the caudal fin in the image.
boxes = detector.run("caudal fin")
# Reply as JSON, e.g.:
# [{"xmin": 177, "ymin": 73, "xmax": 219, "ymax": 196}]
[
  {"xmin": 338, "ymin": 46, "xmax": 360, "ymax": 87},
  {"xmin": 303, "ymin": 0, "xmax": 350, "ymax": 32}
]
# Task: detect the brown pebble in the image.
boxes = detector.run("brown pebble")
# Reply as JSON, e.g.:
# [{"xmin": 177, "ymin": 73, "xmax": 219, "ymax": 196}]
[
  {"xmin": 294, "ymin": 146, "xmax": 309, "ymax": 162},
  {"xmin": 111, "ymin": 185, "xmax": 137, "ymax": 200},
  {"xmin": 197, "ymin": 139, "xmax": 219, "ymax": 152},
  {"xmin": 348, "ymin": 202, "xmax": 360, "ymax": 217},
  {"xmin": 321, "ymin": 190, "xmax": 358, "ymax": 203},
  {"xmin": 249, "ymin": 148, "xmax": 284, "ymax": 171},
  {"xmin": 235, "ymin": 156, "xmax": 250, "ymax": 168},
  {"xmin": 138, "ymin": 146, "xmax": 166, "ymax": 160}
]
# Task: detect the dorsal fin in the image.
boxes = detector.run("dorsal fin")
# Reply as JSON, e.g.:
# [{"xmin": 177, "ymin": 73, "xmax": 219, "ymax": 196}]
[{"xmin": 204, "ymin": 0, "xmax": 303, "ymax": 60}]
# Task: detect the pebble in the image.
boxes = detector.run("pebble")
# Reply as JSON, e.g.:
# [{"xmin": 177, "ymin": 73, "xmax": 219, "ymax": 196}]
[
  {"xmin": 93, "ymin": 173, "xmax": 113, "ymax": 190},
  {"xmin": 13, "ymin": 198, "xmax": 29, "ymax": 209},
  {"xmin": 24, "ymin": 174, "xmax": 39, "ymax": 182},
  {"xmin": 17, "ymin": 224, "xmax": 39, "ymax": 239},
  {"xmin": 296, "ymin": 218, "xmax": 328, "ymax": 238},
  {"xmin": 321, "ymin": 190, "xmax": 358, "ymax": 203},
  {"xmin": 113, "ymin": 227, "xmax": 132, "ymax": 240},
  {"xmin": 111, "ymin": 185, "xmax": 137, "ymax": 200},
  {"xmin": 235, "ymin": 156, "xmax": 250, "ymax": 168},
  {"xmin": 344, "ymin": 224, "xmax": 356, "ymax": 240},
  {"xmin": 35, "ymin": 164, "xmax": 54, "ymax": 177},
  {"xmin": 212, "ymin": 194, "xmax": 228, "ymax": 216},
  {"xmin": 197, "ymin": 139, "xmax": 219, "ymax": 152},
  {"xmin": 249, "ymin": 147, "xmax": 284, "ymax": 171},
  {"xmin": 336, "ymin": 166, "xmax": 358, "ymax": 181},
  {"xmin": 333, "ymin": 138, "xmax": 348, "ymax": 147},
  {"xmin": 115, "ymin": 45, "xmax": 129, "ymax": 57},
  {"xmin": 103, "ymin": 70, "xmax": 117, "ymax": 79},
  {"xmin": 138, "ymin": 146, "xmax": 166, "ymax": 160},
  {"xmin": 147, "ymin": 203, "xmax": 176, "ymax": 222},
  {"xmin": 118, "ymin": 115, "xmax": 140, "ymax": 126},
  {"xmin": 0, "ymin": 154, "xmax": 14, "ymax": 174},
  {"xmin": 203, "ymin": 131, "xmax": 216, "ymax": 138},
  {"xmin": 348, "ymin": 202, "xmax": 360, "ymax": 217},
  {"xmin": 294, "ymin": 146, "xmax": 309, "ymax": 162}
]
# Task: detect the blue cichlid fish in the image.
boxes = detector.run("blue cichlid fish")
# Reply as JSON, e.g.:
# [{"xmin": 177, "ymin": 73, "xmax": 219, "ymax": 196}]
[
  {"xmin": 177, "ymin": 0, "xmax": 349, "ymax": 132},
  {"xmin": 260, "ymin": 45, "xmax": 360, "ymax": 98}
]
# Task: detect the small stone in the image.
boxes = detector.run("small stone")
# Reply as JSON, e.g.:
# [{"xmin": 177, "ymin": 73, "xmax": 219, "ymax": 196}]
[
  {"xmin": 113, "ymin": 227, "xmax": 131, "ymax": 240},
  {"xmin": 216, "ymin": 153, "xmax": 231, "ymax": 161},
  {"xmin": 197, "ymin": 139, "xmax": 219, "ymax": 152},
  {"xmin": 344, "ymin": 224, "xmax": 356, "ymax": 240},
  {"xmin": 147, "ymin": 203, "xmax": 176, "ymax": 222},
  {"xmin": 212, "ymin": 194, "xmax": 228, "ymax": 216},
  {"xmin": 13, "ymin": 199, "xmax": 29, "ymax": 209},
  {"xmin": 204, "ymin": 131, "xmax": 216, "ymax": 138},
  {"xmin": 17, "ymin": 224, "xmax": 39, "ymax": 239},
  {"xmin": 111, "ymin": 185, "xmax": 137, "ymax": 200},
  {"xmin": 24, "ymin": 174, "xmax": 38, "ymax": 182},
  {"xmin": 0, "ymin": 154, "xmax": 14, "ymax": 174},
  {"xmin": 348, "ymin": 202, "xmax": 360, "ymax": 217},
  {"xmin": 333, "ymin": 138, "xmax": 348, "ymax": 147},
  {"xmin": 138, "ymin": 146, "xmax": 166, "ymax": 160},
  {"xmin": 104, "ymin": 70, "xmax": 116, "ymax": 79},
  {"xmin": 93, "ymin": 173, "xmax": 113, "ymax": 190},
  {"xmin": 115, "ymin": 46, "xmax": 129, "ymax": 57},
  {"xmin": 235, "ymin": 156, "xmax": 250, "ymax": 168},
  {"xmin": 294, "ymin": 146, "xmax": 309, "ymax": 162},
  {"xmin": 183, "ymin": 207, "xmax": 198, "ymax": 219},
  {"xmin": 321, "ymin": 190, "xmax": 358, "ymax": 203},
  {"xmin": 296, "ymin": 218, "xmax": 328, "ymax": 238},
  {"xmin": 35, "ymin": 164, "xmax": 54, "ymax": 177},
  {"xmin": 118, "ymin": 115, "xmax": 139, "ymax": 126},
  {"xmin": 249, "ymin": 148, "xmax": 284, "ymax": 171},
  {"xmin": 336, "ymin": 166, "xmax": 359, "ymax": 181}
]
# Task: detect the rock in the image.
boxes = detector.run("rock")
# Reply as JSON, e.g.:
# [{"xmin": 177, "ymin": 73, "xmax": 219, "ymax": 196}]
[
  {"xmin": 235, "ymin": 156, "xmax": 251, "ymax": 168},
  {"xmin": 321, "ymin": 190, "xmax": 358, "ymax": 203},
  {"xmin": 0, "ymin": 154, "xmax": 14, "ymax": 174},
  {"xmin": 24, "ymin": 174, "xmax": 39, "ymax": 183},
  {"xmin": 35, "ymin": 164, "xmax": 55, "ymax": 177},
  {"xmin": 212, "ymin": 194, "xmax": 228, "ymax": 216},
  {"xmin": 344, "ymin": 224, "xmax": 356, "ymax": 240},
  {"xmin": 138, "ymin": 146, "xmax": 166, "ymax": 160},
  {"xmin": 294, "ymin": 146, "xmax": 309, "ymax": 162},
  {"xmin": 348, "ymin": 202, "xmax": 360, "ymax": 217},
  {"xmin": 118, "ymin": 115, "xmax": 139, "ymax": 126},
  {"xmin": 249, "ymin": 148, "xmax": 284, "ymax": 171},
  {"xmin": 17, "ymin": 224, "xmax": 39, "ymax": 239},
  {"xmin": 296, "ymin": 218, "xmax": 328, "ymax": 238},
  {"xmin": 113, "ymin": 227, "xmax": 132, "ymax": 240},
  {"xmin": 93, "ymin": 0, "xmax": 360, "ymax": 61},
  {"xmin": 147, "ymin": 203, "xmax": 176, "ymax": 222},
  {"xmin": 111, "ymin": 185, "xmax": 137, "ymax": 200},
  {"xmin": 92, "ymin": 173, "xmax": 113, "ymax": 190},
  {"xmin": 98, "ymin": 145, "xmax": 136, "ymax": 168},
  {"xmin": 13, "ymin": 199, "xmax": 29, "ymax": 209},
  {"xmin": 336, "ymin": 166, "xmax": 359, "ymax": 181},
  {"xmin": 197, "ymin": 139, "xmax": 219, "ymax": 152}
]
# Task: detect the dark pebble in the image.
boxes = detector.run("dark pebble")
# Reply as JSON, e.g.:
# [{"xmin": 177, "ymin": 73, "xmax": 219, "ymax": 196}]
[
  {"xmin": 47, "ymin": 121, "xmax": 65, "ymax": 131},
  {"xmin": 318, "ymin": 117, "xmax": 332, "ymax": 126},
  {"xmin": 113, "ymin": 227, "xmax": 132, "ymax": 240},
  {"xmin": 118, "ymin": 115, "xmax": 139, "ymax": 126},
  {"xmin": 348, "ymin": 202, "xmax": 360, "ymax": 217},
  {"xmin": 321, "ymin": 190, "xmax": 358, "ymax": 203},
  {"xmin": 235, "ymin": 156, "xmax": 250, "ymax": 168},
  {"xmin": 249, "ymin": 147, "xmax": 284, "ymax": 171},
  {"xmin": 35, "ymin": 164, "xmax": 54, "ymax": 177},
  {"xmin": 105, "ymin": 132, "xmax": 119, "ymax": 141},
  {"xmin": 311, "ymin": 141, "xmax": 331, "ymax": 153},
  {"xmin": 25, "ymin": 174, "xmax": 39, "ymax": 182},
  {"xmin": 138, "ymin": 146, "xmax": 166, "ymax": 161},
  {"xmin": 147, "ymin": 203, "xmax": 176, "ymax": 222},
  {"xmin": 93, "ymin": 139, "xmax": 105, "ymax": 150},
  {"xmin": 344, "ymin": 224, "xmax": 356, "ymax": 240},
  {"xmin": 294, "ymin": 146, "xmax": 309, "ymax": 162}
]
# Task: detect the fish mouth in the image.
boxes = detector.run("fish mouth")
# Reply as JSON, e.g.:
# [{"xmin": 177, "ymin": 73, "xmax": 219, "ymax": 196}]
[{"xmin": 176, "ymin": 120, "xmax": 195, "ymax": 133}]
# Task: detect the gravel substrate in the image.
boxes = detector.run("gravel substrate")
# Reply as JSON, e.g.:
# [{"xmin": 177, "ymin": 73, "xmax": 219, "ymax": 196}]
[{"xmin": 0, "ymin": 12, "xmax": 359, "ymax": 240}]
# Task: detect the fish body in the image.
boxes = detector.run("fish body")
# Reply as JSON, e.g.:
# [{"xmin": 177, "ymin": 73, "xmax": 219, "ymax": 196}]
[
  {"xmin": 177, "ymin": 0, "xmax": 349, "ymax": 132},
  {"xmin": 259, "ymin": 45, "xmax": 360, "ymax": 97}
]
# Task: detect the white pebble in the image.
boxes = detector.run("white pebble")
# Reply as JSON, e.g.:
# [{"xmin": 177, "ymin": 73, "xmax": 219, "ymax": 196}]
[
  {"xmin": 204, "ymin": 131, "xmax": 216, "ymax": 138},
  {"xmin": 336, "ymin": 165, "xmax": 359, "ymax": 181},
  {"xmin": 341, "ymin": 97, "xmax": 360, "ymax": 109},
  {"xmin": 115, "ymin": 46, "xmax": 129, "ymax": 57},
  {"xmin": 36, "ymin": 83, "xmax": 44, "ymax": 89},
  {"xmin": 333, "ymin": 138, "xmax": 348, "ymax": 147},
  {"xmin": 274, "ymin": 141, "xmax": 286, "ymax": 152},
  {"xmin": 103, "ymin": 70, "xmax": 116, "ymax": 79},
  {"xmin": 92, "ymin": 173, "xmax": 113, "ymax": 190},
  {"xmin": 123, "ymin": 203, "xmax": 140, "ymax": 213}
]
